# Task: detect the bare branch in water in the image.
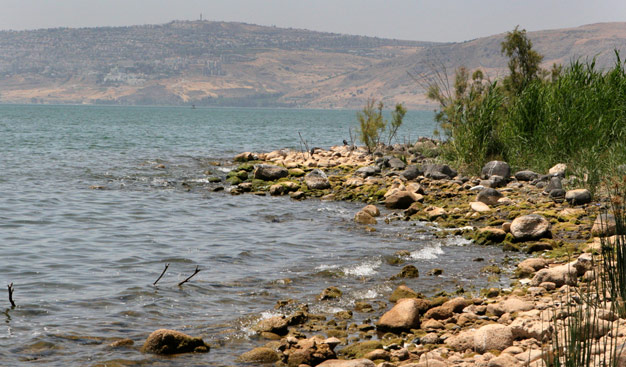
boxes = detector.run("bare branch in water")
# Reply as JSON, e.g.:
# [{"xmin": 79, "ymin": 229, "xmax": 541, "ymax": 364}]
[
  {"xmin": 153, "ymin": 263, "xmax": 169, "ymax": 286},
  {"xmin": 7, "ymin": 283, "xmax": 15, "ymax": 308},
  {"xmin": 178, "ymin": 266, "xmax": 201, "ymax": 286}
]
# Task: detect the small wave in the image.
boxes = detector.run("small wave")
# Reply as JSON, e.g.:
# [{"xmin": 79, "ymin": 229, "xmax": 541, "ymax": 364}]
[
  {"xmin": 342, "ymin": 260, "xmax": 381, "ymax": 277},
  {"xmin": 351, "ymin": 289, "xmax": 380, "ymax": 299},
  {"xmin": 444, "ymin": 237, "xmax": 473, "ymax": 246},
  {"xmin": 410, "ymin": 245, "xmax": 444, "ymax": 260}
]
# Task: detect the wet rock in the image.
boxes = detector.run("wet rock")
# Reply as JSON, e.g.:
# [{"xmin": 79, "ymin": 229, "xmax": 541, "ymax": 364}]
[
  {"xmin": 441, "ymin": 297, "xmax": 470, "ymax": 314},
  {"xmin": 317, "ymin": 359, "xmax": 376, "ymax": 367},
  {"xmin": 424, "ymin": 163, "xmax": 457, "ymax": 180},
  {"xmin": 474, "ymin": 324, "xmax": 514, "ymax": 353},
  {"xmin": 109, "ymin": 338, "xmax": 134, "ymax": 348},
  {"xmin": 354, "ymin": 301, "xmax": 374, "ymax": 313},
  {"xmin": 389, "ymin": 285, "xmax": 419, "ymax": 302},
  {"xmin": 482, "ymin": 161, "xmax": 511, "ymax": 179},
  {"xmin": 384, "ymin": 191, "xmax": 417, "ymax": 209},
  {"xmin": 390, "ymin": 265, "xmax": 419, "ymax": 279},
  {"xmin": 565, "ymin": 189, "xmax": 591, "ymax": 205},
  {"xmin": 510, "ymin": 214, "xmax": 551, "ymax": 241},
  {"xmin": 319, "ymin": 286, "xmax": 342, "ymax": 300},
  {"xmin": 289, "ymin": 191, "xmax": 305, "ymax": 200},
  {"xmin": 355, "ymin": 166, "xmax": 380, "ymax": 178},
  {"xmin": 401, "ymin": 165, "xmax": 422, "ymax": 180},
  {"xmin": 305, "ymin": 169, "xmax": 331, "ymax": 190},
  {"xmin": 355, "ymin": 210, "xmax": 377, "ymax": 225},
  {"xmin": 376, "ymin": 298, "xmax": 422, "ymax": 332},
  {"xmin": 477, "ymin": 188, "xmax": 503, "ymax": 206},
  {"xmin": 339, "ymin": 340, "xmax": 383, "ymax": 359},
  {"xmin": 424, "ymin": 206, "xmax": 446, "ymax": 220},
  {"xmin": 253, "ymin": 316, "xmax": 289, "ymax": 335},
  {"xmin": 515, "ymin": 170, "xmax": 539, "ymax": 181},
  {"xmin": 254, "ymin": 164, "xmax": 288, "ymax": 181},
  {"xmin": 286, "ymin": 337, "xmax": 337, "ymax": 366},
  {"xmin": 361, "ymin": 204, "xmax": 380, "ymax": 217},
  {"xmin": 141, "ymin": 329, "xmax": 209, "ymax": 354},
  {"xmin": 239, "ymin": 347, "xmax": 280, "ymax": 363},
  {"xmin": 591, "ymin": 213, "xmax": 616, "ymax": 236}
]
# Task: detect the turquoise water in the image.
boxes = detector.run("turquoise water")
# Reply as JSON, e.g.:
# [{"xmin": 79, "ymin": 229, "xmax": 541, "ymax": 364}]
[{"xmin": 0, "ymin": 105, "xmax": 508, "ymax": 366}]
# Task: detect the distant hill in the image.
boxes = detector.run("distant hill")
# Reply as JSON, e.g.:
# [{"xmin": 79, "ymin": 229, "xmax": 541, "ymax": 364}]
[{"xmin": 1, "ymin": 21, "xmax": 625, "ymax": 108}]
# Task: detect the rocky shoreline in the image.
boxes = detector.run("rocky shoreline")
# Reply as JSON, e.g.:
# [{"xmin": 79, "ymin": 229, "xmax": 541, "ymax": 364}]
[{"xmin": 135, "ymin": 141, "xmax": 622, "ymax": 366}]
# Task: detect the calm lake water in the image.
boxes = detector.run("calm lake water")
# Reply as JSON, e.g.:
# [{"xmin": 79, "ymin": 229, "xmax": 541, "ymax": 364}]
[{"xmin": 0, "ymin": 105, "xmax": 512, "ymax": 366}]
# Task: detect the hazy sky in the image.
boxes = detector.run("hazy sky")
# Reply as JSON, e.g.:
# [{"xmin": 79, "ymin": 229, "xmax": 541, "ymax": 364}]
[{"xmin": 1, "ymin": 0, "xmax": 625, "ymax": 42}]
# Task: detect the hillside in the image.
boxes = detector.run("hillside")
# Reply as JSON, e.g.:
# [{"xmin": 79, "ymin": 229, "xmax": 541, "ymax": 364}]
[{"xmin": 0, "ymin": 21, "xmax": 625, "ymax": 108}]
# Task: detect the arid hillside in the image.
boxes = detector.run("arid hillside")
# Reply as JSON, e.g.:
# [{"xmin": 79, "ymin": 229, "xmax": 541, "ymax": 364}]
[{"xmin": 1, "ymin": 21, "xmax": 624, "ymax": 108}]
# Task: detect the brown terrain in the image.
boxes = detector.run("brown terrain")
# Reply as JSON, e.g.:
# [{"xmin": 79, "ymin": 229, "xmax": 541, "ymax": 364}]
[{"xmin": 0, "ymin": 21, "xmax": 625, "ymax": 108}]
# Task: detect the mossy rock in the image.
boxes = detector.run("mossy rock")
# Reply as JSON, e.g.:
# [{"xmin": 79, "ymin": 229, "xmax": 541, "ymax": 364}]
[
  {"xmin": 389, "ymin": 285, "xmax": 419, "ymax": 302},
  {"xmin": 237, "ymin": 163, "xmax": 255, "ymax": 172},
  {"xmin": 239, "ymin": 347, "xmax": 280, "ymax": 363},
  {"xmin": 319, "ymin": 286, "xmax": 342, "ymax": 300},
  {"xmin": 288, "ymin": 168, "xmax": 305, "ymax": 177},
  {"xmin": 480, "ymin": 265, "xmax": 502, "ymax": 274},
  {"xmin": 226, "ymin": 177, "xmax": 243, "ymax": 185},
  {"xmin": 207, "ymin": 176, "xmax": 222, "ymax": 183},
  {"xmin": 430, "ymin": 296, "xmax": 449, "ymax": 307},
  {"xmin": 338, "ymin": 340, "xmax": 383, "ymax": 358}
]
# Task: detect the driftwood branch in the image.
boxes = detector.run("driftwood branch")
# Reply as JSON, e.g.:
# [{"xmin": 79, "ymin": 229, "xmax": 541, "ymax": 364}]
[
  {"xmin": 7, "ymin": 283, "xmax": 15, "ymax": 308},
  {"xmin": 153, "ymin": 263, "xmax": 169, "ymax": 286},
  {"xmin": 178, "ymin": 266, "xmax": 201, "ymax": 286}
]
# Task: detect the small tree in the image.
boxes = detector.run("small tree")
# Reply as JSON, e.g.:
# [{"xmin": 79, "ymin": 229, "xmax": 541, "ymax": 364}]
[
  {"xmin": 356, "ymin": 99, "xmax": 406, "ymax": 153},
  {"xmin": 501, "ymin": 26, "xmax": 544, "ymax": 94}
]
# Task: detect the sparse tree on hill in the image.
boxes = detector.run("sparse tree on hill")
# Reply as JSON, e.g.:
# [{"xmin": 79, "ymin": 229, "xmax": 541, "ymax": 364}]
[{"xmin": 501, "ymin": 26, "xmax": 544, "ymax": 94}]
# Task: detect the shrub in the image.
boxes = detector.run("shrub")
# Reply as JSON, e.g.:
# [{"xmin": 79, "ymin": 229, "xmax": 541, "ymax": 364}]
[{"xmin": 356, "ymin": 99, "xmax": 406, "ymax": 153}]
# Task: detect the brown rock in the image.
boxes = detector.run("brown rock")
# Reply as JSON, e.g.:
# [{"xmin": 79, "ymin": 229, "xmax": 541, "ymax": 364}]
[
  {"xmin": 473, "ymin": 324, "xmax": 514, "ymax": 353},
  {"xmin": 389, "ymin": 285, "xmax": 418, "ymax": 303},
  {"xmin": 441, "ymin": 297, "xmax": 470, "ymax": 314},
  {"xmin": 591, "ymin": 213, "xmax": 616, "ymax": 237},
  {"xmin": 239, "ymin": 347, "xmax": 280, "ymax": 363},
  {"xmin": 470, "ymin": 201, "xmax": 491, "ymax": 212},
  {"xmin": 363, "ymin": 348, "xmax": 390, "ymax": 361},
  {"xmin": 355, "ymin": 210, "xmax": 377, "ymax": 225},
  {"xmin": 390, "ymin": 265, "xmax": 419, "ymax": 279},
  {"xmin": 253, "ymin": 316, "xmax": 289, "ymax": 335},
  {"xmin": 319, "ymin": 286, "xmax": 343, "ymax": 300},
  {"xmin": 141, "ymin": 329, "xmax": 209, "ymax": 354},
  {"xmin": 444, "ymin": 330, "xmax": 475, "ymax": 351},
  {"xmin": 384, "ymin": 191, "xmax": 417, "ymax": 209},
  {"xmin": 361, "ymin": 205, "xmax": 380, "ymax": 217},
  {"xmin": 423, "ymin": 305, "xmax": 452, "ymax": 320},
  {"xmin": 317, "ymin": 359, "xmax": 376, "ymax": 367},
  {"xmin": 376, "ymin": 298, "xmax": 422, "ymax": 332}
]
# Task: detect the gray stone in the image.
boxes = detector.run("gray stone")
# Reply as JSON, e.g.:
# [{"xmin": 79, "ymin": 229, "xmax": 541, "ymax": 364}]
[
  {"xmin": 549, "ymin": 188, "xmax": 566, "ymax": 202},
  {"xmin": 544, "ymin": 176, "xmax": 562, "ymax": 192},
  {"xmin": 424, "ymin": 164, "xmax": 457, "ymax": 180},
  {"xmin": 355, "ymin": 166, "xmax": 380, "ymax": 178},
  {"xmin": 388, "ymin": 157, "xmax": 406, "ymax": 170},
  {"xmin": 565, "ymin": 189, "xmax": 592, "ymax": 205},
  {"xmin": 482, "ymin": 161, "xmax": 511, "ymax": 179},
  {"xmin": 305, "ymin": 169, "xmax": 331, "ymax": 190},
  {"xmin": 515, "ymin": 170, "xmax": 539, "ymax": 181},
  {"xmin": 254, "ymin": 164, "xmax": 288, "ymax": 181},
  {"xmin": 591, "ymin": 213, "xmax": 617, "ymax": 236},
  {"xmin": 401, "ymin": 165, "xmax": 422, "ymax": 180}
]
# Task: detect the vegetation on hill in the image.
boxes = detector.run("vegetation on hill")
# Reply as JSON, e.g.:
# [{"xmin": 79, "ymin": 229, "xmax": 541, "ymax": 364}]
[{"xmin": 428, "ymin": 26, "xmax": 626, "ymax": 190}]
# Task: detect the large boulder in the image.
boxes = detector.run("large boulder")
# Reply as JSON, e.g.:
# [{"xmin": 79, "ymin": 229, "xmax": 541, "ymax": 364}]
[
  {"xmin": 376, "ymin": 298, "xmax": 422, "ymax": 332},
  {"xmin": 424, "ymin": 164, "xmax": 457, "ymax": 180},
  {"xmin": 141, "ymin": 329, "xmax": 209, "ymax": 354},
  {"xmin": 385, "ymin": 191, "xmax": 417, "ymax": 209},
  {"xmin": 473, "ymin": 324, "xmax": 514, "ymax": 353},
  {"xmin": 482, "ymin": 161, "xmax": 511, "ymax": 179},
  {"xmin": 254, "ymin": 164, "xmax": 288, "ymax": 181},
  {"xmin": 354, "ymin": 210, "xmax": 377, "ymax": 225},
  {"xmin": 305, "ymin": 169, "xmax": 331, "ymax": 190},
  {"xmin": 565, "ymin": 189, "xmax": 592, "ymax": 205},
  {"xmin": 445, "ymin": 330, "xmax": 475, "ymax": 352},
  {"xmin": 476, "ymin": 188, "xmax": 503, "ymax": 206},
  {"xmin": 510, "ymin": 214, "xmax": 551, "ymax": 241},
  {"xmin": 531, "ymin": 263, "xmax": 578, "ymax": 287}
]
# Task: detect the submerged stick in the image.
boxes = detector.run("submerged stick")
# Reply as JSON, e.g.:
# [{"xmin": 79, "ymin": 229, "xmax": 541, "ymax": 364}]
[
  {"xmin": 298, "ymin": 132, "xmax": 311, "ymax": 159},
  {"xmin": 7, "ymin": 283, "xmax": 15, "ymax": 308},
  {"xmin": 178, "ymin": 266, "xmax": 201, "ymax": 286},
  {"xmin": 153, "ymin": 263, "xmax": 169, "ymax": 286}
]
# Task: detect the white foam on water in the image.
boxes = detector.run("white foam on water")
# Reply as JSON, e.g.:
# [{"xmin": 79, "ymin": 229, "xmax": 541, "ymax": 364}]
[
  {"xmin": 352, "ymin": 289, "xmax": 380, "ymax": 299},
  {"xmin": 316, "ymin": 264, "xmax": 340, "ymax": 271},
  {"xmin": 444, "ymin": 237, "xmax": 473, "ymax": 246},
  {"xmin": 410, "ymin": 245, "xmax": 444, "ymax": 260},
  {"xmin": 342, "ymin": 260, "xmax": 381, "ymax": 277}
]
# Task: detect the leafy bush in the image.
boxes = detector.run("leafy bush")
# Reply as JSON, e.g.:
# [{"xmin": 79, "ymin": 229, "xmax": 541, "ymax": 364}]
[{"xmin": 356, "ymin": 99, "xmax": 406, "ymax": 152}]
